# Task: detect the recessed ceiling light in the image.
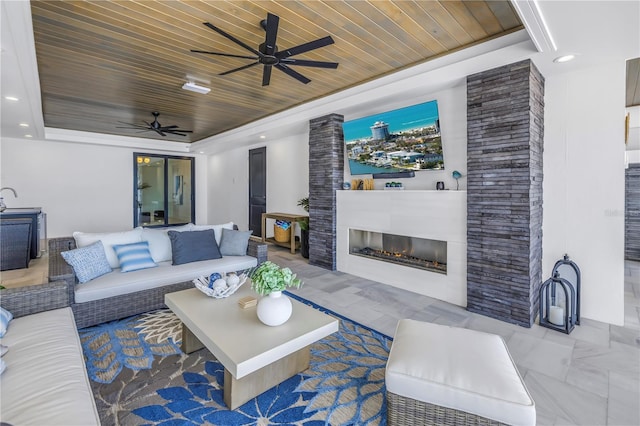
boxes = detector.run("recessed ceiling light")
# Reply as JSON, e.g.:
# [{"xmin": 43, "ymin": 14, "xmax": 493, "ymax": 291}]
[
  {"xmin": 553, "ymin": 54, "xmax": 576, "ymax": 63},
  {"xmin": 199, "ymin": 151, "xmax": 205, "ymax": 154},
  {"xmin": 24, "ymin": 134, "xmax": 32, "ymax": 138},
  {"xmin": 259, "ymin": 135, "xmax": 266, "ymax": 139},
  {"xmin": 5, "ymin": 96, "xmax": 18, "ymax": 101},
  {"xmin": 19, "ymin": 123, "xmax": 29, "ymax": 127}
]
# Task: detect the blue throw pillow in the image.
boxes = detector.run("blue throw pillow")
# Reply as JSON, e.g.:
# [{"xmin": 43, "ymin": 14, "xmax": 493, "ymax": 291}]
[
  {"xmin": 112, "ymin": 241, "xmax": 157, "ymax": 273},
  {"xmin": 0, "ymin": 307, "xmax": 13, "ymax": 338},
  {"xmin": 219, "ymin": 228, "xmax": 253, "ymax": 256},
  {"xmin": 168, "ymin": 229, "xmax": 222, "ymax": 265},
  {"xmin": 61, "ymin": 240, "xmax": 113, "ymax": 283}
]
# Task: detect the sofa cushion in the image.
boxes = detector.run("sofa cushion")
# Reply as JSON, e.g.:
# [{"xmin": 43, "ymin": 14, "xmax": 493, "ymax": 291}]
[
  {"xmin": 61, "ymin": 241, "xmax": 113, "ymax": 283},
  {"xmin": 219, "ymin": 228, "xmax": 253, "ymax": 256},
  {"xmin": 168, "ymin": 229, "xmax": 222, "ymax": 265},
  {"xmin": 191, "ymin": 221, "xmax": 234, "ymax": 245},
  {"xmin": 73, "ymin": 228, "xmax": 143, "ymax": 268},
  {"xmin": 141, "ymin": 224, "xmax": 193, "ymax": 263},
  {"xmin": 113, "ymin": 241, "xmax": 157, "ymax": 273},
  {"xmin": 74, "ymin": 256, "xmax": 258, "ymax": 303},
  {"xmin": 0, "ymin": 307, "xmax": 13, "ymax": 338},
  {"xmin": 0, "ymin": 307, "xmax": 100, "ymax": 425}
]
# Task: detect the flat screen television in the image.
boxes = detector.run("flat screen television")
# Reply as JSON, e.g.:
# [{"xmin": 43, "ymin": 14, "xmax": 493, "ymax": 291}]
[{"xmin": 343, "ymin": 99, "xmax": 443, "ymax": 176}]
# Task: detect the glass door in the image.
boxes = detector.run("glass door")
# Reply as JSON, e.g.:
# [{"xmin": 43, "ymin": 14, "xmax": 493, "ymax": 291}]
[{"xmin": 134, "ymin": 153, "xmax": 195, "ymax": 227}]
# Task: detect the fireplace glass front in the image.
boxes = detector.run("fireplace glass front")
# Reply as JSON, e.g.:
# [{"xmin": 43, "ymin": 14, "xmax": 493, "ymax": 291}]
[{"xmin": 349, "ymin": 229, "xmax": 447, "ymax": 274}]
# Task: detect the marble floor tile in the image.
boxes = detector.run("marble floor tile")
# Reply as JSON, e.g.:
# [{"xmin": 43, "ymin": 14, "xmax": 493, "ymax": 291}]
[
  {"xmin": 610, "ymin": 324, "xmax": 640, "ymax": 348},
  {"xmin": 565, "ymin": 362, "xmax": 610, "ymax": 398},
  {"xmin": 608, "ymin": 370, "xmax": 640, "ymax": 426},
  {"xmin": 507, "ymin": 332, "xmax": 573, "ymax": 380},
  {"xmin": 572, "ymin": 340, "xmax": 640, "ymax": 376},
  {"xmin": 525, "ymin": 371, "xmax": 607, "ymax": 425}
]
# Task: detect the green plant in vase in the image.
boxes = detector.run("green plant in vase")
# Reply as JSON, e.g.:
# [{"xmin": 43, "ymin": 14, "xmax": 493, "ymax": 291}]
[
  {"xmin": 250, "ymin": 261, "xmax": 303, "ymax": 326},
  {"xmin": 250, "ymin": 261, "xmax": 303, "ymax": 296}
]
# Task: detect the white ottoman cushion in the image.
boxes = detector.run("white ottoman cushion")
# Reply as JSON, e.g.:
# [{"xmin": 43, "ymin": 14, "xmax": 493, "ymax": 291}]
[{"xmin": 386, "ymin": 319, "xmax": 535, "ymax": 426}]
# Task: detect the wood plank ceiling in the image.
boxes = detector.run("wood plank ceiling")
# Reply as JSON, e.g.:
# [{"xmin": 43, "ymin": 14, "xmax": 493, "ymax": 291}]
[{"xmin": 30, "ymin": 0, "xmax": 523, "ymax": 142}]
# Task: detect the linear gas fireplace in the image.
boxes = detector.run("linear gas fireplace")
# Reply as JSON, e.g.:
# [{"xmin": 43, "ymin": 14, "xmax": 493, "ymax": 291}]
[{"xmin": 349, "ymin": 229, "xmax": 447, "ymax": 274}]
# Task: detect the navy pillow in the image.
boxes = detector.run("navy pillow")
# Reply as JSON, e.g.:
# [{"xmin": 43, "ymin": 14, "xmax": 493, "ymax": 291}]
[{"xmin": 168, "ymin": 229, "xmax": 222, "ymax": 265}]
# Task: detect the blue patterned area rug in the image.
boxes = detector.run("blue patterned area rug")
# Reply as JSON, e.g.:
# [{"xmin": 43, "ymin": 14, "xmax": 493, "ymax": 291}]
[{"xmin": 79, "ymin": 293, "xmax": 392, "ymax": 425}]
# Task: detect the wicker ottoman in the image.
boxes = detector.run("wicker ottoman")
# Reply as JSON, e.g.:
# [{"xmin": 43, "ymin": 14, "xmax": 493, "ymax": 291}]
[{"xmin": 385, "ymin": 319, "xmax": 535, "ymax": 426}]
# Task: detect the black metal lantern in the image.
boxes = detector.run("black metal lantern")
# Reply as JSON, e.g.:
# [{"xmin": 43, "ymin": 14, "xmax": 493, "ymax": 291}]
[
  {"xmin": 539, "ymin": 254, "xmax": 581, "ymax": 334},
  {"xmin": 552, "ymin": 254, "xmax": 581, "ymax": 325},
  {"xmin": 539, "ymin": 272, "xmax": 576, "ymax": 333}
]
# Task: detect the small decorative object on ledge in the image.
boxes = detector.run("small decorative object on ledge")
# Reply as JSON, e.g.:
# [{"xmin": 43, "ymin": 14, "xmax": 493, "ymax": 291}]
[
  {"xmin": 452, "ymin": 170, "xmax": 462, "ymax": 190},
  {"xmin": 384, "ymin": 181, "xmax": 404, "ymax": 190},
  {"xmin": 539, "ymin": 254, "xmax": 581, "ymax": 334}
]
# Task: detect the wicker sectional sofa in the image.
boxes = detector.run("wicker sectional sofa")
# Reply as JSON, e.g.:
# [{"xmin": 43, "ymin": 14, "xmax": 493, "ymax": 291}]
[
  {"xmin": 49, "ymin": 225, "xmax": 268, "ymax": 328},
  {"xmin": 0, "ymin": 282, "xmax": 101, "ymax": 425}
]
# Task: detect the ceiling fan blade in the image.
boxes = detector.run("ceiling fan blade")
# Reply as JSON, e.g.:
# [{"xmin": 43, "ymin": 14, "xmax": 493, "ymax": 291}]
[
  {"xmin": 263, "ymin": 13, "xmax": 279, "ymax": 55},
  {"xmin": 116, "ymin": 125, "xmax": 147, "ymax": 130},
  {"xmin": 275, "ymin": 64, "xmax": 311, "ymax": 84},
  {"xmin": 280, "ymin": 58, "xmax": 339, "ymax": 69},
  {"xmin": 203, "ymin": 22, "xmax": 264, "ymax": 58},
  {"xmin": 276, "ymin": 36, "xmax": 334, "ymax": 59},
  {"xmin": 190, "ymin": 50, "xmax": 258, "ymax": 60},
  {"xmin": 262, "ymin": 65, "xmax": 273, "ymax": 86},
  {"xmin": 219, "ymin": 61, "xmax": 260, "ymax": 76},
  {"xmin": 166, "ymin": 129, "xmax": 193, "ymax": 133},
  {"xmin": 153, "ymin": 128, "xmax": 166, "ymax": 137},
  {"xmin": 166, "ymin": 131, "xmax": 189, "ymax": 136},
  {"xmin": 159, "ymin": 125, "xmax": 179, "ymax": 129}
]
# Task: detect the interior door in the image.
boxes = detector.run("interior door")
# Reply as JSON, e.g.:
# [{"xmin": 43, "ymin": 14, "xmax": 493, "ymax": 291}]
[{"xmin": 249, "ymin": 147, "xmax": 266, "ymax": 237}]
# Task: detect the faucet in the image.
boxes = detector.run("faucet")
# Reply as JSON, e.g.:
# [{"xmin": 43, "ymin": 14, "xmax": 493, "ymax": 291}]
[{"xmin": 0, "ymin": 187, "xmax": 18, "ymax": 212}]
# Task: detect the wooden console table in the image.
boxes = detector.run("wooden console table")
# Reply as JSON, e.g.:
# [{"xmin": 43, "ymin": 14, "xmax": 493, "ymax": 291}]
[{"xmin": 261, "ymin": 212, "xmax": 308, "ymax": 254}]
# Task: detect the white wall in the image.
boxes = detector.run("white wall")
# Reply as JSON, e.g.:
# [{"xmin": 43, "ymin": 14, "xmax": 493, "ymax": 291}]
[
  {"xmin": 543, "ymin": 63, "xmax": 626, "ymax": 325},
  {"xmin": 208, "ymin": 132, "xmax": 309, "ymax": 233},
  {"xmin": 0, "ymin": 137, "xmax": 207, "ymax": 237}
]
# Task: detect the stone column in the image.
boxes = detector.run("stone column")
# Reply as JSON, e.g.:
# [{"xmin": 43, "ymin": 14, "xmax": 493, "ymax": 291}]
[
  {"xmin": 308, "ymin": 113, "xmax": 344, "ymax": 270},
  {"xmin": 466, "ymin": 59, "xmax": 545, "ymax": 327}
]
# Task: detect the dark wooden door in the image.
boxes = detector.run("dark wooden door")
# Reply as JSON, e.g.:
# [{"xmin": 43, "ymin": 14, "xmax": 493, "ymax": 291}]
[{"xmin": 249, "ymin": 147, "xmax": 266, "ymax": 237}]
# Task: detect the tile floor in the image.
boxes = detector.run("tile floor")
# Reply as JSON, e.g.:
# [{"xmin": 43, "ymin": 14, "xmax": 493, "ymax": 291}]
[{"xmin": 271, "ymin": 247, "xmax": 640, "ymax": 426}]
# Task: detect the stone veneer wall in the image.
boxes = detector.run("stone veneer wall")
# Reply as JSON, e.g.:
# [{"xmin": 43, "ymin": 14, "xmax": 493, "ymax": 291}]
[
  {"xmin": 308, "ymin": 113, "xmax": 344, "ymax": 270},
  {"xmin": 626, "ymin": 163, "xmax": 640, "ymax": 261},
  {"xmin": 466, "ymin": 59, "xmax": 545, "ymax": 327}
]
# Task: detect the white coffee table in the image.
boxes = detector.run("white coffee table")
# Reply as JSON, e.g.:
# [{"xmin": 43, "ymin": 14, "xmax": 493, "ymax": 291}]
[{"xmin": 165, "ymin": 285, "xmax": 339, "ymax": 409}]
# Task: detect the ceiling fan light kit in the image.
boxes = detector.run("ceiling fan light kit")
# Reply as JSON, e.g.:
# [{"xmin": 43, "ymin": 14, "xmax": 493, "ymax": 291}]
[
  {"xmin": 182, "ymin": 82, "xmax": 211, "ymax": 94},
  {"xmin": 191, "ymin": 12, "xmax": 339, "ymax": 86}
]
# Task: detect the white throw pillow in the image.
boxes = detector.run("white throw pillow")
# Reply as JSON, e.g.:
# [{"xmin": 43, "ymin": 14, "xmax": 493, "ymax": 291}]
[
  {"xmin": 141, "ymin": 224, "xmax": 193, "ymax": 263},
  {"xmin": 191, "ymin": 222, "xmax": 234, "ymax": 245},
  {"xmin": 73, "ymin": 228, "xmax": 143, "ymax": 268}
]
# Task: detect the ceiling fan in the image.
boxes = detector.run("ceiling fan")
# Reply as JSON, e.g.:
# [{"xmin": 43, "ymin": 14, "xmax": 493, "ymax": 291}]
[
  {"xmin": 191, "ymin": 13, "xmax": 339, "ymax": 86},
  {"xmin": 117, "ymin": 112, "xmax": 193, "ymax": 137}
]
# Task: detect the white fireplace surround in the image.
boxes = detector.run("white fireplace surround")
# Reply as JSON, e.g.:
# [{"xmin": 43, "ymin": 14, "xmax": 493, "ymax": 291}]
[{"xmin": 336, "ymin": 190, "xmax": 467, "ymax": 307}]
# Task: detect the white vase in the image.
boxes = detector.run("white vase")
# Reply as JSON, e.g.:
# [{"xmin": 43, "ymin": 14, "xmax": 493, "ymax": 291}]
[{"xmin": 256, "ymin": 291, "xmax": 292, "ymax": 326}]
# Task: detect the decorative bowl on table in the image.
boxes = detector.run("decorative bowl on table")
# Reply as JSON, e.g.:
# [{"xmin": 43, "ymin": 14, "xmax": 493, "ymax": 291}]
[{"xmin": 193, "ymin": 272, "xmax": 248, "ymax": 299}]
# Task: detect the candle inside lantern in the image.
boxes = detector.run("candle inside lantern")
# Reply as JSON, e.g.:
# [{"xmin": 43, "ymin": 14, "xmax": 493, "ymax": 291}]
[{"xmin": 549, "ymin": 305, "xmax": 564, "ymax": 326}]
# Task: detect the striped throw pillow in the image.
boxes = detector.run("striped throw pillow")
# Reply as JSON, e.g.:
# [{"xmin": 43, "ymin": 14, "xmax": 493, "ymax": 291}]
[{"xmin": 112, "ymin": 241, "xmax": 157, "ymax": 273}]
